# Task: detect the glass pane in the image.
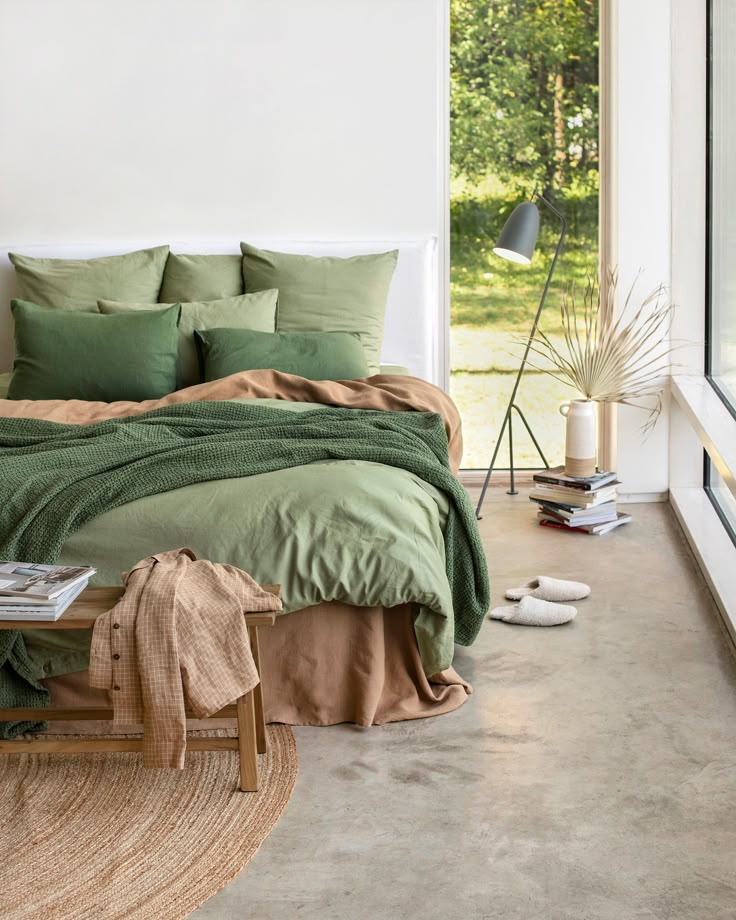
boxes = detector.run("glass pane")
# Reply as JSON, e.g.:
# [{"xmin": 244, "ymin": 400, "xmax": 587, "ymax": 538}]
[
  {"xmin": 449, "ymin": 0, "xmax": 599, "ymax": 469},
  {"xmin": 708, "ymin": 0, "xmax": 736, "ymax": 406},
  {"xmin": 705, "ymin": 456, "xmax": 736, "ymax": 539}
]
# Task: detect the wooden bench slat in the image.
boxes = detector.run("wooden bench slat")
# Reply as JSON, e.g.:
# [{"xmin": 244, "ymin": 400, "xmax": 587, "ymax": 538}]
[
  {"xmin": 0, "ymin": 737, "xmax": 239, "ymax": 754},
  {"xmin": 0, "ymin": 585, "xmax": 280, "ymax": 629},
  {"xmin": 0, "ymin": 706, "xmax": 238, "ymax": 722}
]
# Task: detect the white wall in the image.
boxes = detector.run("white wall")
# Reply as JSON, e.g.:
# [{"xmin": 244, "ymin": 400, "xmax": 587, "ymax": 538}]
[
  {"xmin": 0, "ymin": 0, "xmax": 442, "ymax": 241},
  {"xmin": 613, "ymin": 0, "xmax": 672, "ymax": 496},
  {"xmin": 0, "ymin": 0, "xmax": 446, "ymax": 364}
]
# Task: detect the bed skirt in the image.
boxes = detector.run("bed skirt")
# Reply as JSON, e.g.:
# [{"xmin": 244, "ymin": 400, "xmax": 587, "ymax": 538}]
[{"xmin": 40, "ymin": 601, "xmax": 472, "ymax": 732}]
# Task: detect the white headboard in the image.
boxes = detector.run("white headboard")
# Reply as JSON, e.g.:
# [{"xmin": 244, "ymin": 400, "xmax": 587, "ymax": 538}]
[{"xmin": 0, "ymin": 239, "xmax": 439, "ymax": 383}]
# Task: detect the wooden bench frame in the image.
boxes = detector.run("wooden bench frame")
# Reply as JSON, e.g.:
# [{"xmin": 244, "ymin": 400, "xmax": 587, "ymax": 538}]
[{"xmin": 0, "ymin": 585, "xmax": 280, "ymax": 792}]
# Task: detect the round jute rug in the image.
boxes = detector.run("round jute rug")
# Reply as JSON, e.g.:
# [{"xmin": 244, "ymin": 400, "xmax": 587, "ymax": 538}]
[{"xmin": 0, "ymin": 725, "xmax": 298, "ymax": 920}]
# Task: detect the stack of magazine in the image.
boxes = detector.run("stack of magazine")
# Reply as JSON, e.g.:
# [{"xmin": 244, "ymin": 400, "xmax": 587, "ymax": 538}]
[
  {"xmin": 0, "ymin": 562, "xmax": 95, "ymax": 621},
  {"xmin": 529, "ymin": 467, "xmax": 632, "ymax": 536}
]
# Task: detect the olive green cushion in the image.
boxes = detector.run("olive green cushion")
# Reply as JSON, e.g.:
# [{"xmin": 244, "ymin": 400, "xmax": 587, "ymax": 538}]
[
  {"xmin": 195, "ymin": 328, "xmax": 369, "ymax": 382},
  {"xmin": 98, "ymin": 291, "xmax": 278, "ymax": 390},
  {"xmin": 159, "ymin": 253, "xmax": 244, "ymax": 303},
  {"xmin": 240, "ymin": 243, "xmax": 398, "ymax": 375},
  {"xmin": 8, "ymin": 246, "xmax": 170, "ymax": 312},
  {"xmin": 8, "ymin": 300, "xmax": 180, "ymax": 401}
]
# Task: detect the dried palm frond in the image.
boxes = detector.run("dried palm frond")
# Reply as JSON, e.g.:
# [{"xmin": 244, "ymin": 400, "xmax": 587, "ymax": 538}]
[{"xmin": 521, "ymin": 270, "xmax": 675, "ymax": 433}]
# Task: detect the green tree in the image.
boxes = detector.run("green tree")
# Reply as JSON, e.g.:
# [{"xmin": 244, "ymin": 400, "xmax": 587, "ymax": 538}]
[{"xmin": 451, "ymin": 0, "xmax": 599, "ymax": 194}]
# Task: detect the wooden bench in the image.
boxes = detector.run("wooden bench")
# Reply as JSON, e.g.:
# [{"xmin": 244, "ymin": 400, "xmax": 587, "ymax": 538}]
[{"xmin": 0, "ymin": 584, "xmax": 279, "ymax": 792}]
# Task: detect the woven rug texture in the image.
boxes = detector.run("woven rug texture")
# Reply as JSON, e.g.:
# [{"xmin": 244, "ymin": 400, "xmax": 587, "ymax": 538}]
[{"xmin": 0, "ymin": 725, "xmax": 298, "ymax": 920}]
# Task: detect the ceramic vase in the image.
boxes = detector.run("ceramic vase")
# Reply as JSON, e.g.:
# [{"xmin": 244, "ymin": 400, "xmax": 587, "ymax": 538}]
[{"xmin": 559, "ymin": 399, "xmax": 597, "ymax": 478}]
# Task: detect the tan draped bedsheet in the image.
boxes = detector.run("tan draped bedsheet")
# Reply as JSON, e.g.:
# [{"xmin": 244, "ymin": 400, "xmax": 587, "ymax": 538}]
[{"xmin": 43, "ymin": 602, "xmax": 471, "ymax": 731}]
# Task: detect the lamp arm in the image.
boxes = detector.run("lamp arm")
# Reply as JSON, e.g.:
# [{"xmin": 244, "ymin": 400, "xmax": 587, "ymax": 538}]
[{"xmin": 475, "ymin": 193, "xmax": 567, "ymax": 518}]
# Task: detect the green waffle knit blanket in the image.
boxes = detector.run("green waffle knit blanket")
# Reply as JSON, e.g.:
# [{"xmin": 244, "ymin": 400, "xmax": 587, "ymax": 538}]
[
  {"xmin": 0, "ymin": 401, "xmax": 489, "ymax": 736},
  {"xmin": 0, "ymin": 630, "xmax": 50, "ymax": 736}
]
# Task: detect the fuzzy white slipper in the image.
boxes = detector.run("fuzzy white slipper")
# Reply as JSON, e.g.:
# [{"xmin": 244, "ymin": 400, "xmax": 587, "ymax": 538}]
[
  {"xmin": 505, "ymin": 576, "xmax": 590, "ymax": 603},
  {"xmin": 490, "ymin": 595, "xmax": 577, "ymax": 626}
]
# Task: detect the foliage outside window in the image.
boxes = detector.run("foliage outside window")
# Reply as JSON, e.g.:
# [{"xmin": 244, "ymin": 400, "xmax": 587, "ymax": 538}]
[{"xmin": 449, "ymin": 0, "xmax": 599, "ymax": 470}]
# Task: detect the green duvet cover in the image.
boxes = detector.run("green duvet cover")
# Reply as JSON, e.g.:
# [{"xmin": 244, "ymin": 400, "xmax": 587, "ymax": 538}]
[{"xmin": 5, "ymin": 399, "xmax": 488, "ymax": 685}]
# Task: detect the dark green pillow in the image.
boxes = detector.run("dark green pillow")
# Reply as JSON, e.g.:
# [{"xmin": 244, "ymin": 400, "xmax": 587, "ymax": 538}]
[
  {"xmin": 195, "ymin": 328, "xmax": 369, "ymax": 382},
  {"xmin": 8, "ymin": 300, "xmax": 181, "ymax": 401},
  {"xmin": 159, "ymin": 253, "xmax": 244, "ymax": 302}
]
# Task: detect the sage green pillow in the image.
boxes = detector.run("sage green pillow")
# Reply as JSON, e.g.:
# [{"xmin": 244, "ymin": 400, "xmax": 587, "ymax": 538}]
[
  {"xmin": 195, "ymin": 328, "xmax": 369, "ymax": 382},
  {"xmin": 8, "ymin": 246, "xmax": 170, "ymax": 312},
  {"xmin": 8, "ymin": 300, "xmax": 180, "ymax": 401},
  {"xmin": 98, "ymin": 291, "xmax": 278, "ymax": 390},
  {"xmin": 160, "ymin": 253, "xmax": 244, "ymax": 302},
  {"xmin": 240, "ymin": 243, "xmax": 398, "ymax": 374}
]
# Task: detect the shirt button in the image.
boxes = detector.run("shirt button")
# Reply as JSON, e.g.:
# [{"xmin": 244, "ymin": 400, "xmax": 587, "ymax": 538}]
[
  {"xmin": 113, "ymin": 685, "xmax": 121, "ymax": 691},
  {"xmin": 43, "ymin": 663, "xmax": 51, "ymax": 674},
  {"xmin": 113, "ymin": 653, "xmax": 120, "ymax": 660},
  {"xmin": 112, "ymin": 623, "xmax": 120, "ymax": 630}
]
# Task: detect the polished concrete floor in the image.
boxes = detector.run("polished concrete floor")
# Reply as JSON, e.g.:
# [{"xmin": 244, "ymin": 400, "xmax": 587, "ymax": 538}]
[{"xmin": 194, "ymin": 493, "xmax": 736, "ymax": 920}]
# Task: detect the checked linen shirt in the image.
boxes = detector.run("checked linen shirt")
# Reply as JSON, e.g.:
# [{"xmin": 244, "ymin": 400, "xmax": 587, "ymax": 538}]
[{"xmin": 89, "ymin": 548, "xmax": 282, "ymax": 768}]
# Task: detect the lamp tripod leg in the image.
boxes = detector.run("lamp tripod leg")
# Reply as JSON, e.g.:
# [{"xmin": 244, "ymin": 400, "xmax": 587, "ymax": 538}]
[
  {"xmin": 512, "ymin": 404, "xmax": 551, "ymax": 470},
  {"xmin": 507, "ymin": 411, "xmax": 517, "ymax": 495},
  {"xmin": 475, "ymin": 413, "xmax": 510, "ymax": 520}
]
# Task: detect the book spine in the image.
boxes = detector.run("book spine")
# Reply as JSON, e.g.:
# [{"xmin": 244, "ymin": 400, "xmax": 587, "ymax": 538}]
[
  {"xmin": 539, "ymin": 520, "xmax": 594, "ymax": 534},
  {"xmin": 533, "ymin": 475, "xmax": 593, "ymax": 491}
]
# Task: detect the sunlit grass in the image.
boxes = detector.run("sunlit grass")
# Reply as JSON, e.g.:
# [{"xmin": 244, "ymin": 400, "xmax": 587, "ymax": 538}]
[{"xmin": 450, "ymin": 226, "xmax": 597, "ymax": 332}]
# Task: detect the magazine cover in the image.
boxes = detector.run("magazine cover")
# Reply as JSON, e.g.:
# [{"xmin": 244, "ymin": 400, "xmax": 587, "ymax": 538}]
[{"xmin": 0, "ymin": 562, "xmax": 95, "ymax": 600}]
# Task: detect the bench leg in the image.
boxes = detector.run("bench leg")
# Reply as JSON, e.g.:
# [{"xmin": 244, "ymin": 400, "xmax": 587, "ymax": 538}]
[
  {"xmin": 248, "ymin": 625, "xmax": 268, "ymax": 754},
  {"xmin": 236, "ymin": 690, "xmax": 258, "ymax": 792}
]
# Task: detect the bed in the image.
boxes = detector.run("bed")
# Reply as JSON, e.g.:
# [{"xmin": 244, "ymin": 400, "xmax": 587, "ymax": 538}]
[{"xmin": 0, "ymin": 240, "xmax": 488, "ymax": 732}]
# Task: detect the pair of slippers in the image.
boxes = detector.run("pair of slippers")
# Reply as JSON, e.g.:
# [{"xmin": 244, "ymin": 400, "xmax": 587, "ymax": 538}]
[{"xmin": 490, "ymin": 576, "xmax": 590, "ymax": 627}]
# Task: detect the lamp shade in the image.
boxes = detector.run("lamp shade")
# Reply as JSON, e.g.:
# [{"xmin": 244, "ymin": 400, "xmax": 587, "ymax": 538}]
[{"xmin": 493, "ymin": 201, "xmax": 540, "ymax": 265}]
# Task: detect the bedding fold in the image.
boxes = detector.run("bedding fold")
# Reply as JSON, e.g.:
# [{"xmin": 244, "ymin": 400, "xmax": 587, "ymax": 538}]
[{"xmin": 0, "ymin": 369, "xmax": 463, "ymax": 472}]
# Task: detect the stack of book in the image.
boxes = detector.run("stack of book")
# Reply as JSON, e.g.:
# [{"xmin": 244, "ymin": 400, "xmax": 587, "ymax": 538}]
[
  {"xmin": 530, "ymin": 466, "xmax": 632, "ymax": 536},
  {"xmin": 0, "ymin": 562, "xmax": 95, "ymax": 621}
]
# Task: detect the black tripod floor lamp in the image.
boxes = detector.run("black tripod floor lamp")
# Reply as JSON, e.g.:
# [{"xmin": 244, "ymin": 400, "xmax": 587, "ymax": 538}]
[{"xmin": 475, "ymin": 191, "xmax": 567, "ymax": 520}]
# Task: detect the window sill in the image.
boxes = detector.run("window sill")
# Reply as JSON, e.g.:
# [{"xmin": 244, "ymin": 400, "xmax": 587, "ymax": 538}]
[
  {"xmin": 670, "ymin": 374, "xmax": 736, "ymax": 647},
  {"xmin": 670, "ymin": 486, "xmax": 736, "ymax": 647},
  {"xmin": 671, "ymin": 374, "xmax": 736, "ymax": 496}
]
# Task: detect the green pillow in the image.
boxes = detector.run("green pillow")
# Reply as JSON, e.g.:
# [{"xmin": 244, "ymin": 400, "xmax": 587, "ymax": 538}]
[
  {"xmin": 98, "ymin": 291, "xmax": 278, "ymax": 390},
  {"xmin": 8, "ymin": 246, "xmax": 170, "ymax": 312},
  {"xmin": 195, "ymin": 328, "xmax": 369, "ymax": 382},
  {"xmin": 159, "ymin": 253, "xmax": 244, "ymax": 303},
  {"xmin": 8, "ymin": 300, "xmax": 181, "ymax": 401},
  {"xmin": 240, "ymin": 243, "xmax": 398, "ymax": 375}
]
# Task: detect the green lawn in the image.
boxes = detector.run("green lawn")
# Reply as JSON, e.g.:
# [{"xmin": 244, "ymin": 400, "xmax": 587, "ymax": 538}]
[{"xmin": 450, "ymin": 192, "xmax": 598, "ymax": 469}]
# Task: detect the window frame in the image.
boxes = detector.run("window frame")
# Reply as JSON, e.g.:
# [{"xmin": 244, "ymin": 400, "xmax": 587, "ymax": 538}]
[
  {"xmin": 704, "ymin": 0, "xmax": 736, "ymax": 421},
  {"xmin": 702, "ymin": 0, "xmax": 736, "ymax": 536}
]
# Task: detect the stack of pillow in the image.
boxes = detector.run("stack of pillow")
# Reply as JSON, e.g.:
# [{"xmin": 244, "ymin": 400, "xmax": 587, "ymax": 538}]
[{"xmin": 5, "ymin": 243, "xmax": 399, "ymax": 402}]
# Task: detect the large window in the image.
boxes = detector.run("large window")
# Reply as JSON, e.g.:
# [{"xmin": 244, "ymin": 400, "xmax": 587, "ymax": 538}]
[
  {"xmin": 449, "ymin": 0, "xmax": 599, "ymax": 470},
  {"xmin": 706, "ymin": 0, "xmax": 736, "ymax": 519}
]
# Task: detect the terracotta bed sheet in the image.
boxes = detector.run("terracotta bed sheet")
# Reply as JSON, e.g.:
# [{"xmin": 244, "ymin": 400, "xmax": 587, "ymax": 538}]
[{"xmin": 41, "ymin": 601, "xmax": 472, "ymax": 733}]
